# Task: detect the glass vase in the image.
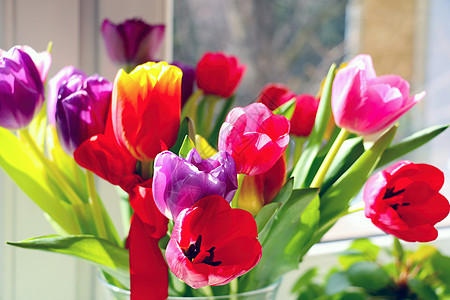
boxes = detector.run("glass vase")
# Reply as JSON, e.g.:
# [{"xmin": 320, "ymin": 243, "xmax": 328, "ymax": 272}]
[{"xmin": 100, "ymin": 276, "xmax": 281, "ymax": 300}]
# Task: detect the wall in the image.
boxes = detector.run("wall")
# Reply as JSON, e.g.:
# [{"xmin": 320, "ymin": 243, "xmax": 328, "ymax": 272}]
[{"xmin": 0, "ymin": 1, "xmax": 172, "ymax": 299}]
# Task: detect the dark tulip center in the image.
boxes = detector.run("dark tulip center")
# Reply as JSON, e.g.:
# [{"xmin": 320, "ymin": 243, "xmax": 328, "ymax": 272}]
[
  {"xmin": 383, "ymin": 187, "xmax": 406, "ymax": 199},
  {"xmin": 383, "ymin": 187, "xmax": 410, "ymax": 210},
  {"xmin": 184, "ymin": 235, "xmax": 222, "ymax": 266}
]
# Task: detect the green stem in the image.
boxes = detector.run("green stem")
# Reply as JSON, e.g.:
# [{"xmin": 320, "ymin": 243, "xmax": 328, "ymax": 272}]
[
  {"xmin": 86, "ymin": 171, "xmax": 108, "ymax": 239},
  {"xmin": 232, "ymin": 174, "xmax": 245, "ymax": 208},
  {"xmin": 204, "ymin": 96, "xmax": 219, "ymax": 138},
  {"xmin": 310, "ymin": 128, "xmax": 350, "ymax": 188},
  {"xmin": 181, "ymin": 90, "xmax": 203, "ymax": 124},
  {"xmin": 230, "ymin": 278, "xmax": 239, "ymax": 295},
  {"xmin": 199, "ymin": 285, "xmax": 214, "ymax": 298},
  {"xmin": 19, "ymin": 129, "xmax": 84, "ymax": 206},
  {"xmin": 140, "ymin": 160, "xmax": 154, "ymax": 181},
  {"xmin": 292, "ymin": 136, "xmax": 306, "ymax": 168}
]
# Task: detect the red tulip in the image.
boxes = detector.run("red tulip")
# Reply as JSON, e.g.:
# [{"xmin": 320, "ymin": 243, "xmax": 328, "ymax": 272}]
[
  {"xmin": 257, "ymin": 83, "xmax": 319, "ymax": 137},
  {"xmin": 196, "ymin": 52, "xmax": 246, "ymax": 98},
  {"xmin": 290, "ymin": 94, "xmax": 319, "ymax": 137},
  {"xmin": 363, "ymin": 160, "xmax": 450, "ymax": 242},
  {"xmin": 128, "ymin": 180, "xmax": 169, "ymax": 300},
  {"xmin": 112, "ymin": 61, "xmax": 181, "ymax": 161},
  {"xmin": 74, "ymin": 110, "xmax": 142, "ymax": 192},
  {"xmin": 218, "ymin": 103, "xmax": 290, "ymax": 176},
  {"xmin": 165, "ymin": 195, "xmax": 262, "ymax": 289},
  {"xmin": 257, "ymin": 83, "xmax": 296, "ymax": 111},
  {"xmin": 239, "ymin": 155, "xmax": 287, "ymax": 215}
]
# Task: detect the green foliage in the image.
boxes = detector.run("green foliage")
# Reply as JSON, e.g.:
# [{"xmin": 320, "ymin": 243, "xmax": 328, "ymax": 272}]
[
  {"xmin": 292, "ymin": 238, "xmax": 450, "ymax": 300},
  {"xmin": 7, "ymin": 235, "xmax": 130, "ymax": 289}
]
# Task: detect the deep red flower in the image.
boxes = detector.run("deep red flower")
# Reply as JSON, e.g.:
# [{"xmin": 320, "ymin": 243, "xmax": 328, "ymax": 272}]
[
  {"xmin": 196, "ymin": 52, "xmax": 246, "ymax": 98},
  {"xmin": 290, "ymin": 94, "xmax": 319, "ymax": 137},
  {"xmin": 257, "ymin": 83, "xmax": 319, "ymax": 137},
  {"xmin": 128, "ymin": 181, "xmax": 169, "ymax": 300},
  {"xmin": 363, "ymin": 160, "xmax": 450, "ymax": 242},
  {"xmin": 74, "ymin": 115, "xmax": 141, "ymax": 192},
  {"xmin": 165, "ymin": 195, "xmax": 262, "ymax": 289},
  {"xmin": 218, "ymin": 103, "xmax": 290, "ymax": 176},
  {"xmin": 112, "ymin": 61, "xmax": 181, "ymax": 161},
  {"xmin": 257, "ymin": 83, "xmax": 296, "ymax": 111}
]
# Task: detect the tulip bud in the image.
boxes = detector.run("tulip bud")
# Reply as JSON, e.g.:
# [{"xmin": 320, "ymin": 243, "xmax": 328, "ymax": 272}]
[
  {"xmin": 0, "ymin": 47, "xmax": 44, "ymax": 129},
  {"xmin": 196, "ymin": 52, "xmax": 246, "ymax": 98},
  {"xmin": 101, "ymin": 18, "xmax": 165, "ymax": 67}
]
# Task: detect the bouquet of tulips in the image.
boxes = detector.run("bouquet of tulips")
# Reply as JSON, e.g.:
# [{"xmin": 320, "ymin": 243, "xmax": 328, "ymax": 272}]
[{"xmin": 1, "ymin": 18, "xmax": 449, "ymax": 300}]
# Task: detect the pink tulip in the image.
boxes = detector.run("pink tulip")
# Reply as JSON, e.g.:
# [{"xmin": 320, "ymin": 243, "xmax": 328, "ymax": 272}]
[
  {"xmin": 331, "ymin": 54, "xmax": 425, "ymax": 135},
  {"xmin": 218, "ymin": 103, "xmax": 290, "ymax": 176}
]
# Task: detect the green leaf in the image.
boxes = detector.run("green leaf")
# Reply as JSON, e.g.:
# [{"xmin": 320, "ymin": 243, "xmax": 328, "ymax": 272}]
[
  {"xmin": 272, "ymin": 177, "xmax": 294, "ymax": 205},
  {"xmin": 325, "ymin": 271, "xmax": 351, "ymax": 295},
  {"xmin": 339, "ymin": 239, "xmax": 380, "ymax": 269},
  {"xmin": 0, "ymin": 127, "xmax": 80, "ymax": 234},
  {"xmin": 178, "ymin": 135, "xmax": 195, "ymax": 158},
  {"xmin": 408, "ymin": 278, "xmax": 439, "ymax": 300},
  {"xmin": 338, "ymin": 292, "xmax": 367, "ymax": 300},
  {"xmin": 377, "ymin": 124, "xmax": 448, "ymax": 168},
  {"xmin": 320, "ymin": 137, "xmax": 364, "ymax": 195},
  {"xmin": 195, "ymin": 134, "xmax": 217, "ymax": 158},
  {"xmin": 242, "ymin": 188, "xmax": 319, "ymax": 290},
  {"xmin": 7, "ymin": 235, "xmax": 130, "ymax": 288},
  {"xmin": 346, "ymin": 261, "xmax": 391, "ymax": 291},
  {"xmin": 392, "ymin": 237, "xmax": 404, "ymax": 264},
  {"xmin": 170, "ymin": 117, "xmax": 191, "ymax": 154},
  {"xmin": 430, "ymin": 252, "xmax": 450, "ymax": 287},
  {"xmin": 291, "ymin": 268, "xmax": 318, "ymax": 293},
  {"xmin": 273, "ymin": 98, "xmax": 296, "ymax": 120},
  {"xmin": 28, "ymin": 103, "xmax": 47, "ymax": 150},
  {"xmin": 255, "ymin": 202, "xmax": 281, "ymax": 234},
  {"xmin": 320, "ymin": 125, "xmax": 397, "ymax": 227},
  {"xmin": 292, "ymin": 64, "xmax": 336, "ymax": 189},
  {"xmin": 207, "ymin": 95, "xmax": 235, "ymax": 147}
]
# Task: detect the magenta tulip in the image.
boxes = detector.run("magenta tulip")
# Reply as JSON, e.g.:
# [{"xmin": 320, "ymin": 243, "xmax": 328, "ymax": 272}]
[
  {"xmin": 218, "ymin": 103, "xmax": 290, "ymax": 176},
  {"xmin": 331, "ymin": 54, "xmax": 425, "ymax": 136}
]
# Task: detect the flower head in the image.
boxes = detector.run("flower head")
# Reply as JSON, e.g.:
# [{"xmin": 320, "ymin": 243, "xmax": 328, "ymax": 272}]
[
  {"xmin": 363, "ymin": 160, "xmax": 449, "ymax": 242},
  {"xmin": 112, "ymin": 61, "xmax": 182, "ymax": 161},
  {"xmin": 47, "ymin": 66, "xmax": 86, "ymax": 125},
  {"xmin": 257, "ymin": 83, "xmax": 319, "ymax": 137},
  {"xmin": 196, "ymin": 52, "xmax": 246, "ymax": 98},
  {"xmin": 0, "ymin": 47, "xmax": 44, "ymax": 129},
  {"xmin": 153, "ymin": 148, "xmax": 238, "ymax": 220},
  {"xmin": 332, "ymin": 54, "xmax": 425, "ymax": 136},
  {"xmin": 101, "ymin": 18, "xmax": 165, "ymax": 66},
  {"xmin": 218, "ymin": 103, "xmax": 290, "ymax": 176},
  {"xmin": 1, "ymin": 45, "xmax": 51, "ymax": 82},
  {"xmin": 166, "ymin": 195, "xmax": 262, "ymax": 289},
  {"xmin": 55, "ymin": 74, "xmax": 112, "ymax": 155}
]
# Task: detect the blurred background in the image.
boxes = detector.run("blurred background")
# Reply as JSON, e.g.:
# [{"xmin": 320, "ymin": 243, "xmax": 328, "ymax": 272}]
[{"xmin": 1, "ymin": 0, "xmax": 449, "ymax": 299}]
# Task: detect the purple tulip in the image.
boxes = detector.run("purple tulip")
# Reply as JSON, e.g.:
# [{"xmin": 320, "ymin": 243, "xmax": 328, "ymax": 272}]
[
  {"xmin": 152, "ymin": 148, "xmax": 238, "ymax": 220},
  {"xmin": 101, "ymin": 18, "xmax": 165, "ymax": 66},
  {"xmin": 47, "ymin": 66, "xmax": 86, "ymax": 125},
  {"xmin": 171, "ymin": 61, "xmax": 196, "ymax": 107},
  {"xmin": 55, "ymin": 74, "xmax": 112, "ymax": 155},
  {"xmin": 0, "ymin": 47, "xmax": 44, "ymax": 130},
  {"xmin": 1, "ymin": 45, "xmax": 52, "ymax": 82}
]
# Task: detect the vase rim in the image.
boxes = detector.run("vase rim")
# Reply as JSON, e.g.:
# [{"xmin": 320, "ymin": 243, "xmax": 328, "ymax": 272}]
[{"xmin": 98, "ymin": 272, "xmax": 281, "ymax": 299}]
